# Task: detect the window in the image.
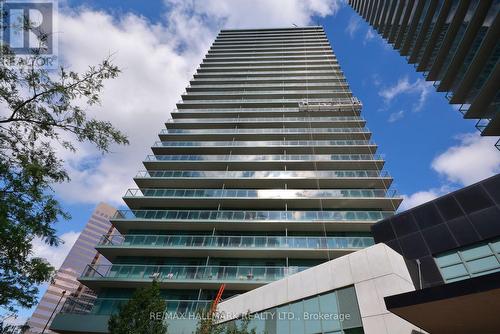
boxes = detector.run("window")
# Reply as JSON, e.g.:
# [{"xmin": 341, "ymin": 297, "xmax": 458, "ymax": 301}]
[{"xmin": 434, "ymin": 237, "xmax": 500, "ymax": 283}]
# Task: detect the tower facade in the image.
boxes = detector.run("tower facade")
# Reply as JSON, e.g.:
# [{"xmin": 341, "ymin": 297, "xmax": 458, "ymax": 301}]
[
  {"xmin": 348, "ymin": 0, "xmax": 500, "ymax": 143},
  {"xmin": 51, "ymin": 26, "xmax": 401, "ymax": 333},
  {"xmin": 26, "ymin": 202, "xmax": 116, "ymax": 334}
]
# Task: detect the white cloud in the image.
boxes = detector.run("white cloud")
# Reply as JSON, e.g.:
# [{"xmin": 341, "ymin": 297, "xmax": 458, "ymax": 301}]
[
  {"xmin": 400, "ymin": 133, "xmax": 499, "ymax": 211},
  {"xmin": 432, "ymin": 133, "xmax": 500, "ymax": 186},
  {"xmin": 176, "ymin": 0, "xmax": 343, "ymax": 28},
  {"xmin": 31, "ymin": 231, "xmax": 80, "ymax": 269},
  {"xmin": 345, "ymin": 15, "xmax": 360, "ymax": 38},
  {"xmin": 400, "ymin": 184, "xmax": 454, "ymax": 211},
  {"xmin": 379, "ymin": 76, "xmax": 433, "ymax": 112},
  {"xmin": 363, "ymin": 28, "xmax": 375, "ymax": 45},
  {"xmin": 51, "ymin": 1, "xmax": 341, "ymax": 205},
  {"xmin": 388, "ymin": 110, "xmax": 404, "ymax": 123},
  {"xmin": 400, "ymin": 189, "xmax": 441, "ymax": 211}
]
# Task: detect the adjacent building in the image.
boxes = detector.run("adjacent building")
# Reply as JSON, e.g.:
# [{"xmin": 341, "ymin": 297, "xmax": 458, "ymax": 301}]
[
  {"xmin": 348, "ymin": 0, "xmax": 500, "ymax": 145},
  {"xmin": 51, "ymin": 26, "xmax": 402, "ymax": 333},
  {"xmin": 371, "ymin": 174, "xmax": 500, "ymax": 333},
  {"xmin": 26, "ymin": 203, "xmax": 116, "ymax": 334}
]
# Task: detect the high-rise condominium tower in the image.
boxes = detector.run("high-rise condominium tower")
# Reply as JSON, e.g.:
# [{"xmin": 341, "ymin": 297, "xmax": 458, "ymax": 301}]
[
  {"xmin": 51, "ymin": 26, "xmax": 401, "ymax": 334},
  {"xmin": 26, "ymin": 202, "xmax": 116, "ymax": 334},
  {"xmin": 348, "ymin": 0, "xmax": 500, "ymax": 143}
]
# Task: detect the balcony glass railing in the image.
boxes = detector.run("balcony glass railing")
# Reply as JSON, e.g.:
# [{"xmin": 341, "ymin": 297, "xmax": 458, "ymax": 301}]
[
  {"xmin": 123, "ymin": 188, "xmax": 397, "ymax": 199},
  {"xmin": 152, "ymin": 140, "xmax": 373, "ymax": 148},
  {"xmin": 206, "ymin": 52, "xmax": 335, "ymax": 57},
  {"xmin": 191, "ymin": 76, "xmax": 345, "ymax": 81},
  {"xmin": 201, "ymin": 61, "xmax": 337, "ymax": 67},
  {"xmin": 144, "ymin": 153, "xmax": 382, "ymax": 162},
  {"xmin": 187, "ymin": 82, "xmax": 346, "ymax": 88},
  {"xmin": 98, "ymin": 234, "xmax": 375, "ymax": 250},
  {"xmin": 172, "ymin": 107, "xmax": 301, "ymax": 113},
  {"xmin": 183, "ymin": 90, "xmax": 346, "ymax": 95},
  {"xmin": 163, "ymin": 128, "xmax": 368, "ymax": 134},
  {"xmin": 198, "ymin": 63, "xmax": 338, "ymax": 69},
  {"xmin": 60, "ymin": 296, "xmax": 212, "ymax": 316},
  {"xmin": 112, "ymin": 209, "xmax": 393, "ymax": 222},
  {"xmin": 194, "ymin": 71, "xmax": 341, "ymax": 77},
  {"xmin": 210, "ymin": 44, "xmax": 330, "ymax": 51},
  {"xmin": 82, "ymin": 264, "xmax": 306, "ymax": 283},
  {"xmin": 167, "ymin": 116, "xmax": 361, "ymax": 123},
  {"xmin": 206, "ymin": 49, "xmax": 333, "ymax": 56},
  {"xmin": 178, "ymin": 98, "xmax": 351, "ymax": 104},
  {"xmin": 135, "ymin": 170, "xmax": 389, "ymax": 179}
]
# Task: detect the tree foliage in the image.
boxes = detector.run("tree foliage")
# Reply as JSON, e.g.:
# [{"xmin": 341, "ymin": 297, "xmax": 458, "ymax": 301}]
[
  {"xmin": 195, "ymin": 310, "xmax": 257, "ymax": 334},
  {"xmin": 0, "ymin": 29, "xmax": 127, "ymax": 312},
  {"xmin": 108, "ymin": 281, "xmax": 167, "ymax": 334}
]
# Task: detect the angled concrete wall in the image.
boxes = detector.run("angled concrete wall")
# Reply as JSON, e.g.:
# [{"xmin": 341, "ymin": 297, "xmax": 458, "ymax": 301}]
[{"xmin": 218, "ymin": 243, "xmax": 427, "ymax": 333}]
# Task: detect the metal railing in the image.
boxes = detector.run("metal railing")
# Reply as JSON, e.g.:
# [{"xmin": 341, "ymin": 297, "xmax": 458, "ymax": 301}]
[
  {"xmin": 162, "ymin": 127, "xmax": 369, "ymax": 134},
  {"xmin": 60, "ymin": 296, "xmax": 212, "ymax": 316},
  {"xmin": 123, "ymin": 188, "xmax": 397, "ymax": 199},
  {"xmin": 82, "ymin": 264, "xmax": 306, "ymax": 283},
  {"xmin": 177, "ymin": 98, "xmax": 352, "ymax": 104},
  {"xmin": 182, "ymin": 90, "xmax": 347, "ymax": 95},
  {"xmin": 98, "ymin": 234, "xmax": 375, "ymax": 250},
  {"xmin": 152, "ymin": 139, "xmax": 373, "ymax": 148},
  {"xmin": 167, "ymin": 116, "xmax": 361, "ymax": 123},
  {"xmin": 111, "ymin": 209, "xmax": 394, "ymax": 222},
  {"xmin": 144, "ymin": 153, "xmax": 383, "ymax": 162},
  {"xmin": 134, "ymin": 170, "xmax": 389, "ymax": 179},
  {"xmin": 191, "ymin": 76, "xmax": 346, "ymax": 81}
]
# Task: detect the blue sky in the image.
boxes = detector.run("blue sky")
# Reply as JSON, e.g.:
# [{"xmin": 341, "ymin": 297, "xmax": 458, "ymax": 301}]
[{"xmin": 10, "ymin": 0, "xmax": 499, "ymax": 323}]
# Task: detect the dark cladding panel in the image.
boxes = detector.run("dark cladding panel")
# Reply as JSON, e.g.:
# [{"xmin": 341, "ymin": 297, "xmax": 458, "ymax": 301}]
[
  {"xmin": 419, "ymin": 255, "xmax": 445, "ymax": 288},
  {"xmin": 371, "ymin": 175, "xmax": 500, "ymax": 289},
  {"xmin": 412, "ymin": 202, "xmax": 443, "ymax": 229},
  {"xmin": 469, "ymin": 206, "xmax": 500, "ymax": 240},
  {"xmin": 435, "ymin": 195, "xmax": 464, "ymax": 221},
  {"xmin": 392, "ymin": 212, "xmax": 419, "ymax": 238},
  {"xmin": 421, "ymin": 223, "xmax": 458, "ymax": 254},
  {"xmin": 371, "ymin": 218, "xmax": 396, "ymax": 243},
  {"xmin": 446, "ymin": 216, "xmax": 481, "ymax": 245},
  {"xmin": 455, "ymin": 184, "xmax": 495, "ymax": 214},
  {"xmin": 483, "ymin": 175, "xmax": 500, "ymax": 205},
  {"xmin": 399, "ymin": 232, "xmax": 429, "ymax": 260}
]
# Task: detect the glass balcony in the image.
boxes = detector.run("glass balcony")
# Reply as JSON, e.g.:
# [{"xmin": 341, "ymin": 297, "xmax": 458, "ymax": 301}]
[
  {"xmin": 145, "ymin": 153, "xmax": 382, "ymax": 162},
  {"xmin": 81, "ymin": 264, "xmax": 306, "ymax": 283},
  {"xmin": 60, "ymin": 296, "xmax": 211, "ymax": 316},
  {"xmin": 205, "ymin": 52, "xmax": 335, "ymax": 58},
  {"xmin": 99, "ymin": 234, "xmax": 375, "ymax": 250},
  {"xmin": 186, "ymin": 82, "xmax": 347, "ymax": 88},
  {"xmin": 172, "ymin": 107, "xmax": 301, "ymax": 113},
  {"xmin": 112, "ymin": 209, "xmax": 393, "ymax": 222},
  {"xmin": 183, "ymin": 90, "xmax": 347, "ymax": 95},
  {"xmin": 213, "ymin": 38, "xmax": 329, "ymax": 45},
  {"xmin": 197, "ymin": 64, "xmax": 339, "ymax": 70},
  {"xmin": 192, "ymin": 76, "xmax": 345, "ymax": 81},
  {"xmin": 152, "ymin": 140, "xmax": 373, "ymax": 148},
  {"xmin": 210, "ymin": 44, "xmax": 330, "ymax": 50},
  {"xmin": 167, "ymin": 116, "xmax": 361, "ymax": 123},
  {"xmin": 206, "ymin": 49, "xmax": 333, "ymax": 56},
  {"xmin": 177, "ymin": 98, "xmax": 353, "ymax": 105},
  {"xmin": 162, "ymin": 127, "xmax": 368, "ymax": 134},
  {"xmin": 194, "ymin": 71, "xmax": 341, "ymax": 77},
  {"xmin": 123, "ymin": 188, "xmax": 397, "ymax": 199},
  {"xmin": 201, "ymin": 59, "xmax": 337, "ymax": 66},
  {"xmin": 135, "ymin": 170, "xmax": 389, "ymax": 179}
]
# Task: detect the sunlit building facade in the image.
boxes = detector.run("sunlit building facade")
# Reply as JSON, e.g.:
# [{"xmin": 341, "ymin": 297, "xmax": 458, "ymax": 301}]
[
  {"xmin": 348, "ymin": 0, "xmax": 500, "ymax": 145},
  {"xmin": 51, "ymin": 26, "xmax": 401, "ymax": 333},
  {"xmin": 26, "ymin": 202, "xmax": 116, "ymax": 334}
]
